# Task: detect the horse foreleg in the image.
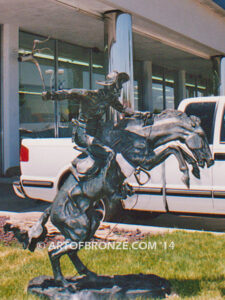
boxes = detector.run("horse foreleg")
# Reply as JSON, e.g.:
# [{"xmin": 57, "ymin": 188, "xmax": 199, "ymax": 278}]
[
  {"xmin": 179, "ymin": 147, "xmax": 200, "ymax": 179},
  {"xmin": 141, "ymin": 145, "xmax": 190, "ymax": 188}
]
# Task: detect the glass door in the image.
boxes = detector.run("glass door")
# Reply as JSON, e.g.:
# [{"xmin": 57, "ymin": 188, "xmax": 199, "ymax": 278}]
[{"xmin": 0, "ymin": 26, "xmax": 2, "ymax": 175}]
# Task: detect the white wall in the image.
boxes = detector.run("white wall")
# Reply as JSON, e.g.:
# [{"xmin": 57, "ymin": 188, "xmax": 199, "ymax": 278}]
[
  {"xmin": 1, "ymin": 24, "xmax": 19, "ymax": 174},
  {"xmin": 101, "ymin": 0, "xmax": 225, "ymax": 55}
]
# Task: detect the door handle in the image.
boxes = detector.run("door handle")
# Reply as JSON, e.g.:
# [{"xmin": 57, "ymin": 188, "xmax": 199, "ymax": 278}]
[{"xmin": 214, "ymin": 153, "xmax": 225, "ymax": 160}]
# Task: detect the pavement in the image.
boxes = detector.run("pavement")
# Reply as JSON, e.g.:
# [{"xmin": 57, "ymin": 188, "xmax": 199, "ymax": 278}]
[
  {"xmin": 0, "ymin": 176, "xmax": 49, "ymax": 212},
  {"xmin": 0, "ymin": 176, "xmax": 225, "ymax": 238}
]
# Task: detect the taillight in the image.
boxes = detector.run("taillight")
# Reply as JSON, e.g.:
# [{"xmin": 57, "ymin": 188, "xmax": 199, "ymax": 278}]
[{"xmin": 20, "ymin": 145, "xmax": 29, "ymax": 162}]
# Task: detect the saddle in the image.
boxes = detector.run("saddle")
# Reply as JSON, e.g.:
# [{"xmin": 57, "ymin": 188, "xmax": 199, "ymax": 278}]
[
  {"xmin": 71, "ymin": 152, "xmax": 100, "ymax": 181},
  {"xmin": 71, "ymin": 144, "xmax": 108, "ymax": 181}
]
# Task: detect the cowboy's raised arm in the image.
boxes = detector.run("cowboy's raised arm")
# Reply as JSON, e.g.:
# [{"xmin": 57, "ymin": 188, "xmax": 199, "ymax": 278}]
[{"xmin": 42, "ymin": 88, "xmax": 88, "ymax": 103}]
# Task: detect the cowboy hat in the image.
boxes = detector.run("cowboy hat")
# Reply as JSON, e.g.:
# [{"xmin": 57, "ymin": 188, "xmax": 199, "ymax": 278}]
[{"xmin": 96, "ymin": 71, "xmax": 129, "ymax": 87}]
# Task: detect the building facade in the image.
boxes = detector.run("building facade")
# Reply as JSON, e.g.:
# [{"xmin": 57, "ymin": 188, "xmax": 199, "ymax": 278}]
[{"xmin": 1, "ymin": 0, "xmax": 225, "ymax": 175}]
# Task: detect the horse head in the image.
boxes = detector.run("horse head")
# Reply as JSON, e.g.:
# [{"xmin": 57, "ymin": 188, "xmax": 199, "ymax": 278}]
[
  {"xmin": 149, "ymin": 109, "xmax": 214, "ymax": 170},
  {"xmin": 184, "ymin": 115, "xmax": 214, "ymax": 168},
  {"xmin": 118, "ymin": 110, "xmax": 214, "ymax": 173}
]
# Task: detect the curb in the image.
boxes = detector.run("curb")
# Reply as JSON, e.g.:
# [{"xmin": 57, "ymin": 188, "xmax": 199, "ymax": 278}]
[{"xmin": 102, "ymin": 222, "xmax": 225, "ymax": 236}]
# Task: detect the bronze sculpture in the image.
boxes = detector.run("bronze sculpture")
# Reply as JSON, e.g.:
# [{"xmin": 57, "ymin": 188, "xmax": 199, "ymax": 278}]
[
  {"xmin": 6, "ymin": 103, "xmax": 213, "ymax": 288},
  {"xmin": 6, "ymin": 40, "xmax": 214, "ymax": 296},
  {"xmin": 45, "ymin": 108, "xmax": 213, "ymax": 287}
]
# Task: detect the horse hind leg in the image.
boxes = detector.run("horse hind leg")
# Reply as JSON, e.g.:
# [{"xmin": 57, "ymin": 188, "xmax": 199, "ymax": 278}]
[
  {"xmin": 67, "ymin": 251, "xmax": 97, "ymax": 279},
  {"xmin": 48, "ymin": 239, "xmax": 97, "ymax": 285},
  {"xmin": 48, "ymin": 242, "xmax": 74, "ymax": 287},
  {"xmin": 66, "ymin": 208, "xmax": 102, "ymax": 279},
  {"xmin": 49, "ymin": 204, "xmax": 96, "ymax": 284}
]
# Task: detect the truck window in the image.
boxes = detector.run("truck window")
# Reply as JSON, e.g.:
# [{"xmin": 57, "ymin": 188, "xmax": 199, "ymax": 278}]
[
  {"xmin": 184, "ymin": 102, "xmax": 216, "ymax": 144},
  {"xmin": 220, "ymin": 107, "xmax": 225, "ymax": 143}
]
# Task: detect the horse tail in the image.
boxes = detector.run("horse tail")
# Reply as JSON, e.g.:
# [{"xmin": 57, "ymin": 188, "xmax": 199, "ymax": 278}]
[
  {"xmin": 26, "ymin": 206, "xmax": 52, "ymax": 251},
  {"xmin": 4, "ymin": 206, "xmax": 51, "ymax": 252}
]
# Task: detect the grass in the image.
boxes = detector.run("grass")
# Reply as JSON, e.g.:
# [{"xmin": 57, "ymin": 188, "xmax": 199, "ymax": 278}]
[{"xmin": 0, "ymin": 231, "xmax": 225, "ymax": 299}]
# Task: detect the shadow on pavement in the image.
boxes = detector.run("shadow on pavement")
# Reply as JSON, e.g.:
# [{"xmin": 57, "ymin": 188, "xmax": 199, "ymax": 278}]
[
  {"xmin": 0, "ymin": 181, "xmax": 50, "ymax": 213},
  {"xmin": 121, "ymin": 211, "xmax": 225, "ymax": 233}
]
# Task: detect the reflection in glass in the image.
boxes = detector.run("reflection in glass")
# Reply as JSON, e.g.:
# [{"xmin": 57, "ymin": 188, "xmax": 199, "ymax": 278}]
[
  {"xmin": 57, "ymin": 42, "xmax": 92, "ymax": 137},
  {"xmin": 152, "ymin": 69, "xmax": 175, "ymax": 113},
  {"xmin": 152, "ymin": 82, "xmax": 163, "ymax": 113},
  {"xmin": 19, "ymin": 31, "xmax": 55, "ymax": 138},
  {"xmin": 185, "ymin": 74, "xmax": 208, "ymax": 98},
  {"xmin": 92, "ymin": 49, "xmax": 105, "ymax": 90}
]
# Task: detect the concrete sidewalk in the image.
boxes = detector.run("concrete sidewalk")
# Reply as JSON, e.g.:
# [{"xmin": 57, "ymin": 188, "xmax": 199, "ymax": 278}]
[{"xmin": 1, "ymin": 210, "xmax": 224, "ymax": 243}]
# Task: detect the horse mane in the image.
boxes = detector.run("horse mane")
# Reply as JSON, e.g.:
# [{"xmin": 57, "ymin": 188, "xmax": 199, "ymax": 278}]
[
  {"xmin": 156, "ymin": 109, "xmax": 186, "ymax": 120},
  {"xmin": 113, "ymin": 109, "xmax": 200, "ymax": 134},
  {"xmin": 155, "ymin": 109, "xmax": 200, "ymax": 127}
]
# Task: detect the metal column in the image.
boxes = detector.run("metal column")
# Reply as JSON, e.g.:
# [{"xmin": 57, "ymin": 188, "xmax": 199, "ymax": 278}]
[{"xmin": 104, "ymin": 11, "xmax": 135, "ymax": 110}]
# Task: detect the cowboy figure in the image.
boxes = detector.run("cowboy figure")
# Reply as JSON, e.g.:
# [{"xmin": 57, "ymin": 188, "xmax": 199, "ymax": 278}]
[{"xmin": 42, "ymin": 71, "xmax": 134, "ymax": 156}]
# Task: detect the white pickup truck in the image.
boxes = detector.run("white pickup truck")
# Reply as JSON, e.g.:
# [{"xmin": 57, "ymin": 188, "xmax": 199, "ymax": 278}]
[{"xmin": 14, "ymin": 96, "xmax": 225, "ymax": 219}]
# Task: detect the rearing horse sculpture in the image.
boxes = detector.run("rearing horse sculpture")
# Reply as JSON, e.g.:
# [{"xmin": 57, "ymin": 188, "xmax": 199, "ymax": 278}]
[
  {"xmin": 5, "ymin": 109, "xmax": 213, "ymax": 288},
  {"xmin": 7, "ymin": 38, "xmax": 213, "ymax": 289}
]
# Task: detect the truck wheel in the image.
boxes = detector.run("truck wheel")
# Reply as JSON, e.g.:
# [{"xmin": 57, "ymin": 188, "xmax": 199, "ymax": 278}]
[{"xmin": 94, "ymin": 197, "xmax": 123, "ymax": 222}]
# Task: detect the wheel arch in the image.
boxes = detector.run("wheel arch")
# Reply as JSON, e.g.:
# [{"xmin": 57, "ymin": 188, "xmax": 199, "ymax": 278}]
[{"xmin": 57, "ymin": 169, "xmax": 72, "ymax": 190}]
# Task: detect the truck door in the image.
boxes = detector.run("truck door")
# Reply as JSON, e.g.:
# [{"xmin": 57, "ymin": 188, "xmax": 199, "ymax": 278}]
[
  {"xmin": 165, "ymin": 100, "xmax": 216, "ymax": 214},
  {"xmin": 124, "ymin": 164, "xmax": 167, "ymax": 213},
  {"xmin": 212, "ymin": 98, "xmax": 225, "ymax": 213}
]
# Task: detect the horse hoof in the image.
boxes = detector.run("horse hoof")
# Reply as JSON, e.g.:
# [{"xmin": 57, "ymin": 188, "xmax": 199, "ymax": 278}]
[
  {"xmin": 86, "ymin": 271, "xmax": 98, "ymax": 281},
  {"xmin": 182, "ymin": 175, "xmax": 190, "ymax": 189},
  {"xmin": 192, "ymin": 166, "xmax": 200, "ymax": 179},
  {"xmin": 55, "ymin": 277, "xmax": 71, "ymax": 288}
]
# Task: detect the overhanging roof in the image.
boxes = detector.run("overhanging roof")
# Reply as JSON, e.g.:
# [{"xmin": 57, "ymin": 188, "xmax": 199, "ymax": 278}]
[{"xmin": 0, "ymin": 0, "xmax": 222, "ymax": 77}]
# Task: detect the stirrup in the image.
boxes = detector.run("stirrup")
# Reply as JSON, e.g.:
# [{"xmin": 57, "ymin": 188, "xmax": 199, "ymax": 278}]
[{"xmin": 134, "ymin": 167, "xmax": 151, "ymax": 186}]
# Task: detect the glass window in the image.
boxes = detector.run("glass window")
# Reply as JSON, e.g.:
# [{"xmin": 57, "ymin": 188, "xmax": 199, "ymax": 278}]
[
  {"xmin": 152, "ymin": 81, "xmax": 163, "ymax": 113},
  {"xmin": 185, "ymin": 102, "xmax": 216, "ymax": 144},
  {"xmin": 19, "ymin": 31, "xmax": 55, "ymax": 138},
  {"xmin": 152, "ymin": 65, "xmax": 163, "ymax": 113},
  {"xmin": 19, "ymin": 32, "xmax": 106, "ymax": 139},
  {"xmin": 165, "ymin": 70, "xmax": 175, "ymax": 110},
  {"xmin": 57, "ymin": 41, "xmax": 91, "ymax": 137},
  {"xmin": 91, "ymin": 49, "xmax": 105, "ymax": 90},
  {"xmin": 133, "ymin": 61, "xmax": 142, "ymax": 110},
  {"xmin": 0, "ymin": 27, "xmax": 2, "ymax": 174},
  {"xmin": 186, "ymin": 74, "xmax": 209, "ymax": 98},
  {"xmin": 185, "ymin": 74, "xmax": 196, "ymax": 98},
  {"xmin": 152, "ymin": 66, "xmax": 175, "ymax": 113},
  {"xmin": 220, "ymin": 107, "xmax": 225, "ymax": 143}
]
